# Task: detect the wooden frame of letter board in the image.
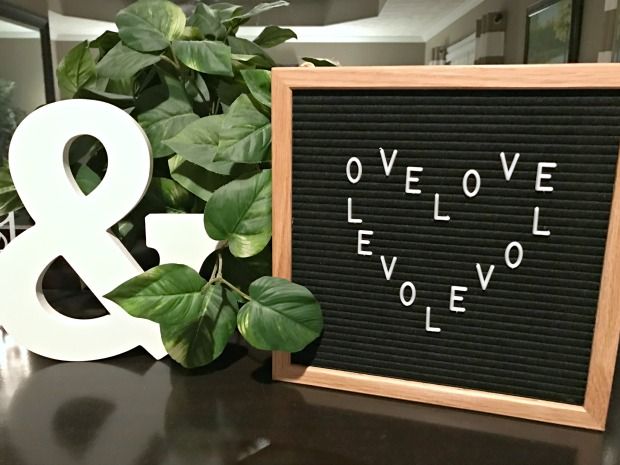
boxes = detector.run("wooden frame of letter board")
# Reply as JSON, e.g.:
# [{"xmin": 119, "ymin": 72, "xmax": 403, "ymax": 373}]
[{"xmin": 271, "ymin": 64, "xmax": 620, "ymax": 430}]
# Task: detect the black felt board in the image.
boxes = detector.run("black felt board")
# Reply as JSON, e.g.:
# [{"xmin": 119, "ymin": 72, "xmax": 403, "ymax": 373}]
[{"xmin": 290, "ymin": 89, "xmax": 620, "ymax": 405}]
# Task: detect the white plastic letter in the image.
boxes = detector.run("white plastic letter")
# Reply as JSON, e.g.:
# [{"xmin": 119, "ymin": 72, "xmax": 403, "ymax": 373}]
[
  {"xmin": 462, "ymin": 169, "xmax": 481, "ymax": 198},
  {"xmin": 426, "ymin": 307, "xmax": 441, "ymax": 333},
  {"xmin": 535, "ymin": 162, "xmax": 557, "ymax": 192},
  {"xmin": 379, "ymin": 148, "xmax": 398, "ymax": 176},
  {"xmin": 405, "ymin": 167, "xmax": 423, "ymax": 194},
  {"xmin": 476, "ymin": 263, "xmax": 495, "ymax": 291},
  {"xmin": 532, "ymin": 206, "xmax": 550, "ymax": 236},
  {"xmin": 357, "ymin": 230, "xmax": 374, "ymax": 256},
  {"xmin": 505, "ymin": 241, "xmax": 524, "ymax": 269},
  {"xmin": 346, "ymin": 157, "xmax": 362, "ymax": 184},
  {"xmin": 145, "ymin": 214, "xmax": 218, "ymax": 271},
  {"xmin": 400, "ymin": 281, "xmax": 416, "ymax": 306},
  {"xmin": 381, "ymin": 256, "xmax": 397, "ymax": 281},
  {"xmin": 500, "ymin": 152, "xmax": 520, "ymax": 181},
  {"xmin": 434, "ymin": 193, "xmax": 450, "ymax": 221},
  {"xmin": 449, "ymin": 286, "xmax": 468, "ymax": 313},
  {"xmin": 347, "ymin": 197, "xmax": 362, "ymax": 224},
  {"xmin": 0, "ymin": 100, "xmax": 166, "ymax": 361}
]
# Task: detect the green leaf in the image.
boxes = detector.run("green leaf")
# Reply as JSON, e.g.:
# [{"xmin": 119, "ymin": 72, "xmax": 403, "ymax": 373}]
[
  {"xmin": 67, "ymin": 135, "xmax": 102, "ymax": 165},
  {"xmin": 180, "ymin": 26, "xmax": 204, "ymax": 41},
  {"xmin": 210, "ymin": 3, "xmax": 244, "ymax": 21},
  {"xmin": 116, "ymin": 0, "xmax": 186, "ymax": 52},
  {"xmin": 169, "ymin": 155, "xmax": 232, "ymax": 202},
  {"xmin": 216, "ymin": 94, "xmax": 271, "ymax": 164},
  {"xmin": 253, "ymin": 26, "xmax": 297, "ymax": 48},
  {"xmin": 188, "ymin": 3, "xmax": 227, "ymax": 40},
  {"xmin": 75, "ymin": 87, "xmax": 135, "ymax": 108},
  {"xmin": 147, "ymin": 114, "xmax": 199, "ymax": 158},
  {"xmin": 241, "ymin": 69, "xmax": 271, "ymax": 108},
  {"xmin": 107, "ymin": 77, "xmax": 134, "ymax": 95},
  {"xmin": 0, "ymin": 166, "xmax": 22, "ymax": 215},
  {"xmin": 90, "ymin": 30, "xmax": 121, "ymax": 55},
  {"xmin": 201, "ymin": 160, "xmax": 237, "ymax": 176},
  {"xmin": 137, "ymin": 73, "xmax": 192, "ymax": 125},
  {"xmin": 223, "ymin": 1, "xmax": 290, "ymax": 28},
  {"xmin": 105, "ymin": 264, "xmax": 237, "ymax": 368},
  {"xmin": 106, "ymin": 264, "xmax": 206, "ymax": 324},
  {"xmin": 74, "ymin": 164, "xmax": 101, "ymax": 195},
  {"xmin": 115, "ymin": 219, "xmax": 135, "ymax": 242},
  {"xmin": 171, "ymin": 40, "xmax": 233, "ymax": 77},
  {"xmin": 83, "ymin": 76, "xmax": 109, "ymax": 92},
  {"xmin": 214, "ymin": 77, "xmax": 247, "ymax": 107},
  {"xmin": 227, "ymin": 37, "xmax": 275, "ymax": 69},
  {"xmin": 231, "ymin": 54, "xmax": 257, "ymax": 62},
  {"xmin": 184, "ymin": 73, "xmax": 210, "ymax": 103},
  {"xmin": 238, "ymin": 276, "xmax": 322, "ymax": 352},
  {"xmin": 164, "ymin": 115, "xmax": 222, "ymax": 168},
  {"xmin": 96, "ymin": 42, "xmax": 161, "ymax": 80},
  {"xmin": 144, "ymin": 177, "xmax": 195, "ymax": 213},
  {"xmin": 302, "ymin": 56, "xmax": 338, "ymax": 67},
  {"xmin": 137, "ymin": 74, "xmax": 199, "ymax": 158},
  {"xmin": 204, "ymin": 169, "xmax": 271, "ymax": 258},
  {"xmin": 56, "ymin": 41, "xmax": 96, "ymax": 97},
  {"xmin": 161, "ymin": 284, "xmax": 237, "ymax": 368}
]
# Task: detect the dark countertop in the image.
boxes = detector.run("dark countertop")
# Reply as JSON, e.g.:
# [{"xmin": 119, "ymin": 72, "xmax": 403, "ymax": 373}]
[{"xmin": 0, "ymin": 328, "xmax": 619, "ymax": 465}]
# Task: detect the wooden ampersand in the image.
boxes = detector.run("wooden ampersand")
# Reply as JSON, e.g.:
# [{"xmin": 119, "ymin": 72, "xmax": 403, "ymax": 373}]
[{"xmin": 0, "ymin": 100, "xmax": 167, "ymax": 361}]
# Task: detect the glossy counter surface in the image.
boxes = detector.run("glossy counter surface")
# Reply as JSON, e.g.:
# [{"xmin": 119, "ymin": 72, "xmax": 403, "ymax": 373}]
[{"xmin": 0, "ymin": 331, "xmax": 618, "ymax": 465}]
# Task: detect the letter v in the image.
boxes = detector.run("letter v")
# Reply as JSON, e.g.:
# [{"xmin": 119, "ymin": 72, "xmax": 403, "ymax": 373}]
[
  {"xmin": 381, "ymin": 256, "xmax": 397, "ymax": 281},
  {"xmin": 380, "ymin": 148, "xmax": 398, "ymax": 176},
  {"xmin": 500, "ymin": 152, "xmax": 520, "ymax": 181},
  {"xmin": 476, "ymin": 263, "xmax": 495, "ymax": 291}
]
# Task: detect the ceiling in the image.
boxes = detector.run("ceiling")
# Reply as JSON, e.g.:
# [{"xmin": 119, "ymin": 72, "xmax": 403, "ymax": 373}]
[{"xmin": 1, "ymin": 0, "xmax": 486, "ymax": 43}]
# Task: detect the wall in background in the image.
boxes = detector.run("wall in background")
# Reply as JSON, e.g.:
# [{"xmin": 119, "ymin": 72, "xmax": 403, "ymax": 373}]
[
  {"xmin": 54, "ymin": 40, "xmax": 426, "ymax": 68},
  {"xmin": 269, "ymin": 42, "xmax": 425, "ymax": 66},
  {"xmin": 40, "ymin": 1, "xmax": 612, "ymax": 80},
  {"xmin": 425, "ymin": 0, "xmax": 606, "ymax": 64},
  {"xmin": 0, "ymin": 38, "xmax": 46, "ymax": 112}
]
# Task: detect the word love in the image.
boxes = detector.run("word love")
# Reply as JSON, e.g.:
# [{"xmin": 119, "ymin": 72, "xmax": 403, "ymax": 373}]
[{"xmin": 347, "ymin": 148, "xmax": 556, "ymax": 333}]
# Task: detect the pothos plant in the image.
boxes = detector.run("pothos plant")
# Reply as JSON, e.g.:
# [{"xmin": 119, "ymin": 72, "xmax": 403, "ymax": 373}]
[{"xmin": 46, "ymin": 0, "xmax": 335, "ymax": 368}]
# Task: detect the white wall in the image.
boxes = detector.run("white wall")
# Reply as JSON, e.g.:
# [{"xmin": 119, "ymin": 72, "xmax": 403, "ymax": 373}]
[{"xmin": 270, "ymin": 41, "xmax": 426, "ymax": 66}]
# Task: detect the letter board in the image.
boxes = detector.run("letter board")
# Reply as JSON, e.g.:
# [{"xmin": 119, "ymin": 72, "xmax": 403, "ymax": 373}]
[{"xmin": 272, "ymin": 65, "xmax": 620, "ymax": 430}]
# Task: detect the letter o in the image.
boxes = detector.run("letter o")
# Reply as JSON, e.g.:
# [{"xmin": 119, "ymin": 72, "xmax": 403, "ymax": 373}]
[
  {"xmin": 399, "ymin": 281, "xmax": 416, "ymax": 307},
  {"xmin": 346, "ymin": 157, "xmax": 362, "ymax": 184},
  {"xmin": 462, "ymin": 169, "xmax": 481, "ymax": 198},
  {"xmin": 505, "ymin": 241, "xmax": 524, "ymax": 269}
]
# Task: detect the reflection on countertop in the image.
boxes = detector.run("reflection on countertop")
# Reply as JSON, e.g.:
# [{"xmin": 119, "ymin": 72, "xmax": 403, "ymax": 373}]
[{"xmin": 0, "ymin": 328, "xmax": 618, "ymax": 465}]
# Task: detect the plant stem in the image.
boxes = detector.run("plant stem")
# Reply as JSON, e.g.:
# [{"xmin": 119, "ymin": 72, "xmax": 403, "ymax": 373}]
[
  {"xmin": 216, "ymin": 252, "xmax": 223, "ymax": 278},
  {"xmin": 210, "ymin": 97, "xmax": 221, "ymax": 115},
  {"xmin": 209, "ymin": 259, "xmax": 218, "ymax": 281},
  {"xmin": 189, "ymin": 73, "xmax": 209, "ymax": 104},
  {"xmin": 219, "ymin": 277, "xmax": 252, "ymax": 302},
  {"xmin": 160, "ymin": 55, "xmax": 181, "ymax": 72}
]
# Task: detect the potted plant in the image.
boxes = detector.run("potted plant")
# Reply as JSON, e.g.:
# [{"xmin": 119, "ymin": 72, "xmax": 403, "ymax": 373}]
[{"xmin": 6, "ymin": 0, "xmax": 334, "ymax": 368}]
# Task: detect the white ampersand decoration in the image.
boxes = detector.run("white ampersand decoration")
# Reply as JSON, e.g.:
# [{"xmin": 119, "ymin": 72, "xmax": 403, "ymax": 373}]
[
  {"xmin": 145, "ymin": 213, "xmax": 219, "ymax": 272},
  {"xmin": 0, "ymin": 100, "xmax": 167, "ymax": 361}
]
